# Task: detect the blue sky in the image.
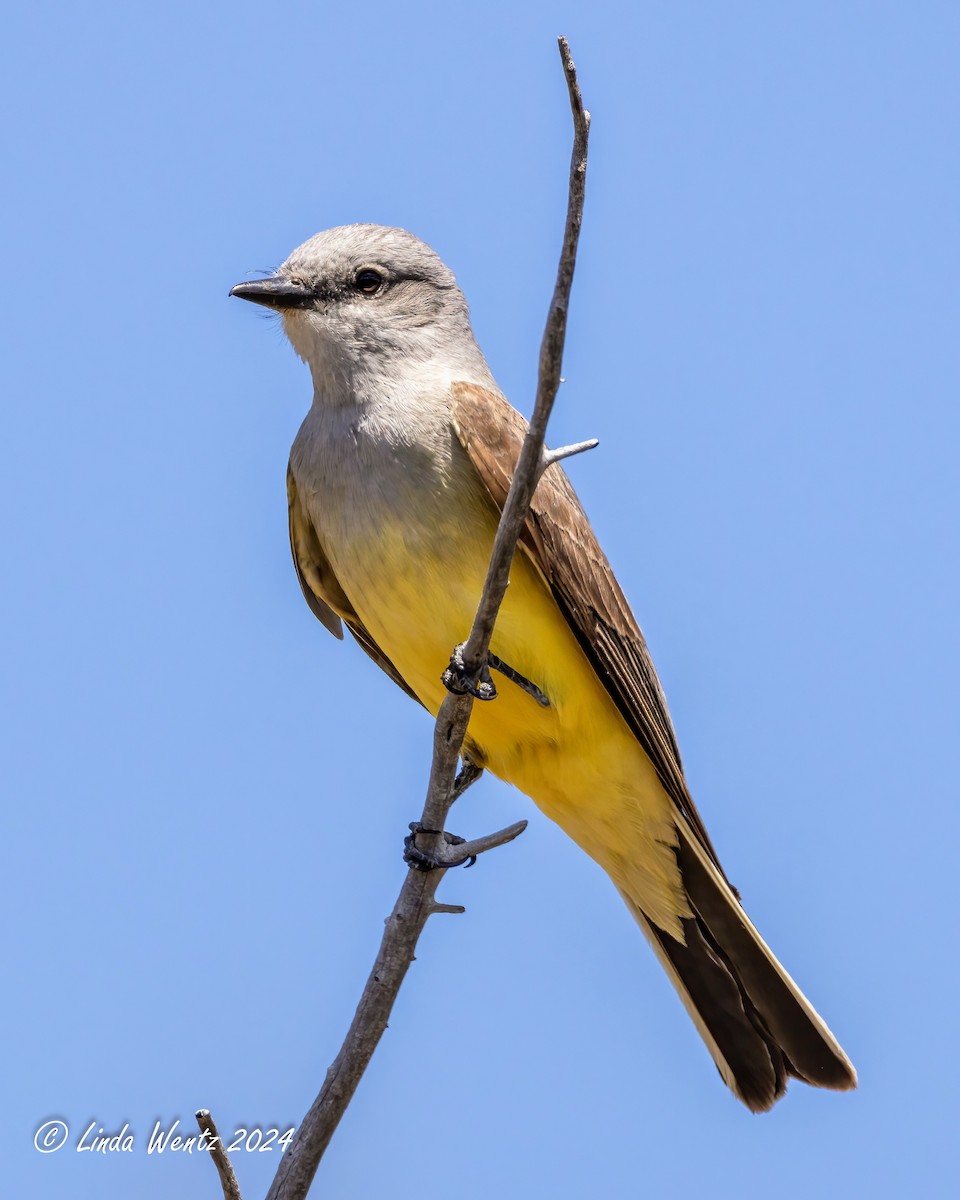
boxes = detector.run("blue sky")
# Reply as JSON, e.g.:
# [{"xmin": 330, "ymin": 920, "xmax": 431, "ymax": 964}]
[{"xmin": 3, "ymin": 3, "xmax": 958, "ymax": 1197}]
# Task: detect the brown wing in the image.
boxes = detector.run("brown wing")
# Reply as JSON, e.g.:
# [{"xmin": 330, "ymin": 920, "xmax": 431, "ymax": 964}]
[
  {"xmin": 450, "ymin": 381, "xmax": 729, "ymax": 880},
  {"xmin": 287, "ymin": 467, "xmax": 423, "ymax": 705}
]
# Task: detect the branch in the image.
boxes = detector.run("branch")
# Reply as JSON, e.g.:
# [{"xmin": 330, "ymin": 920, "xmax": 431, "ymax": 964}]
[
  {"xmin": 540, "ymin": 437, "xmax": 599, "ymax": 476},
  {"xmin": 420, "ymin": 34, "xmax": 589, "ymax": 837},
  {"xmin": 262, "ymin": 36, "xmax": 590, "ymax": 1200},
  {"xmin": 196, "ymin": 1110, "xmax": 243, "ymax": 1200}
]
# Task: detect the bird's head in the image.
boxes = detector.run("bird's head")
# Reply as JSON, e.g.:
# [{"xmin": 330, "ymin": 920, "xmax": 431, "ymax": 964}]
[{"xmin": 231, "ymin": 224, "xmax": 481, "ymax": 396}]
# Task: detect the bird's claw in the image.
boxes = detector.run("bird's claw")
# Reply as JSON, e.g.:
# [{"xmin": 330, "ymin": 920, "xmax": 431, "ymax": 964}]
[
  {"xmin": 404, "ymin": 822, "xmax": 478, "ymax": 871},
  {"xmin": 441, "ymin": 643, "xmax": 497, "ymax": 701}
]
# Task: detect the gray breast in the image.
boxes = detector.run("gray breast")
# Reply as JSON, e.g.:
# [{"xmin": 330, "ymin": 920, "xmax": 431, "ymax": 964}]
[{"xmin": 289, "ymin": 391, "xmax": 481, "ymax": 554}]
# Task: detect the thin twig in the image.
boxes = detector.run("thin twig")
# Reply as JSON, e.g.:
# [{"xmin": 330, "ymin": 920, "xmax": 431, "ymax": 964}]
[
  {"xmin": 196, "ymin": 1110, "xmax": 243, "ymax": 1200},
  {"xmin": 442, "ymin": 819, "xmax": 529, "ymax": 864},
  {"xmin": 540, "ymin": 437, "xmax": 600, "ymax": 475},
  {"xmin": 419, "ymin": 36, "xmax": 589, "ymax": 834},
  {"xmin": 264, "ymin": 36, "xmax": 590, "ymax": 1200}
]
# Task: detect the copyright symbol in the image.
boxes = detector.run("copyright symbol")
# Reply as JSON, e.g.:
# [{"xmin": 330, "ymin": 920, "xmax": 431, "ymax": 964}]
[{"xmin": 35, "ymin": 1120, "xmax": 69, "ymax": 1153}]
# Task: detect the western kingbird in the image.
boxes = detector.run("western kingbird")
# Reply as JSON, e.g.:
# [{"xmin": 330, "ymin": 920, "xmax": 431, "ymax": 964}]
[{"xmin": 231, "ymin": 224, "xmax": 856, "ymax": 1111}]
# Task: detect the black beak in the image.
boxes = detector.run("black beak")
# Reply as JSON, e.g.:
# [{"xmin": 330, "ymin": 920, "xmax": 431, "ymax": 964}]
[{"xmin": 229, "ymin": 276, "xmax": 315, "ymax": 310}]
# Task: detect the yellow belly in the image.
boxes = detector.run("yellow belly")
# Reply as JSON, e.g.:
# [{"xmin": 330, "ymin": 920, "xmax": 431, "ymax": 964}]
[{"xmin": 330, "ymin": 501, "xmax": 689, "ymax": 937}]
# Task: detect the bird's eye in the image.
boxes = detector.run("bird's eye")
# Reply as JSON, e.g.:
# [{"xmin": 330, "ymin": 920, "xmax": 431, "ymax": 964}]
[{"xmin": 355, "ymin": 268, "xmax": 384, "ymax": 296}]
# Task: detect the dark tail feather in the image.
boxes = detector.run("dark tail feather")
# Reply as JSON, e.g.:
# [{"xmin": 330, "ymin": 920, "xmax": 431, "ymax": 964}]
[{"xmin": 627, "ymin": 824, "xmax": 857, "ymax": 1112}]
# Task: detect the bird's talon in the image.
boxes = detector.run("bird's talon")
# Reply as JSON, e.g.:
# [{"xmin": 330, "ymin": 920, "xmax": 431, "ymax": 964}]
[
  {"xmin": 404, "ymin": 822, "xmax": 477, "ymax": 871},
  {"xmin": 441, "ymin": 643, "xmax": 498, "ymax": 701}
]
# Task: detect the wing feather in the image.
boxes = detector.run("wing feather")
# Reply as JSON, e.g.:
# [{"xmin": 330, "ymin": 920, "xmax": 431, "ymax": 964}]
[{"xmin": 450, "ymin": 381, "xmax": 729, "ymax": 880}]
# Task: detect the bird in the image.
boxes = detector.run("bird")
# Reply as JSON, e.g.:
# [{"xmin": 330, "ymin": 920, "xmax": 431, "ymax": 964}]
[{"xmin": 231, "ymin": 223, "xmax": 857, "ymax": 1112}]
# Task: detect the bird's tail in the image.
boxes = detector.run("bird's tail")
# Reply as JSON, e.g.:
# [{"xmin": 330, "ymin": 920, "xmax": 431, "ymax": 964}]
[{"xmin": 624, "ymin": 822, "xmax": 857, "ymax": 1112}]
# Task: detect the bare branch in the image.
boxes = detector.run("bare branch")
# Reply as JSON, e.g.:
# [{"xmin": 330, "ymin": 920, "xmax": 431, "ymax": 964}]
[
  {"xmin": 443, "ymin": 34, "xmax": 591, "ymax": 708},
  {"xmin": 196, "ymin": 1109, "xmax": 243, "ymax": 1200},
  {"xmin": 266, "ymin": 868, "xmax": 446, "ymax": 1200},
  {"xmin": 449, "ymin": 820, "xmax": 530, "ymax": 863},
  {"xmin": 540, "ymin": 438, "xmax": 599, "ymax": 474},
  {"xmin": 265, "ymin": 37, "xmax": 590, "ymax": 1200},
  {"xmin": 419, "ymin": 34, "xmax": 589, "ymax": 842}
]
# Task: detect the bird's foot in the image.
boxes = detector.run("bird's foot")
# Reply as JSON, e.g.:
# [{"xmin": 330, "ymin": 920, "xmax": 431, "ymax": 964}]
[
  {"xmin": 404, "ymin": 823, "xmax": 477, "ymax": 871},
  {"xmin": 452, "ymin": 759, "xmax": 484, "ymax": 801},
  {"xmin": 487, "ymin": 654, "xmax": 550, "ymax": 708},
  {"xmin": 441, "ymin": 643, "xmax": 497, "ymax": 701}
]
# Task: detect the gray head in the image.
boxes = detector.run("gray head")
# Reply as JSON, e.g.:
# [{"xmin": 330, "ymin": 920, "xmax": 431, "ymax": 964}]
[{"xmin": 231, "ymin": 224, "xmax": 490, "ymax": 396}]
